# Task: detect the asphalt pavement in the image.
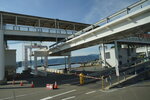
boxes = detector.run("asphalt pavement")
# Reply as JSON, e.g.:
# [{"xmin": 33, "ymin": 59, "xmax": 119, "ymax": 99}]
[{"xmin": 0, "ymin": 79, "xmax": 150, "ymax": 100}]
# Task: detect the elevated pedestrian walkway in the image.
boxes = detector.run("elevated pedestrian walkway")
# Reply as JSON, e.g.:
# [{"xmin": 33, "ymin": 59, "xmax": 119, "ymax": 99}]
[{"xmin": 0, "ymin": 11, "xmax": 89, "ymax": 41}]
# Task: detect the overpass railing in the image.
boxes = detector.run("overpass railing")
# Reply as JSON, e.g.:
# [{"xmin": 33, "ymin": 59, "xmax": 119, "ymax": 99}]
[{"xmin": 49, "ymin": 0, "xmax": 149, "ymax": 49}]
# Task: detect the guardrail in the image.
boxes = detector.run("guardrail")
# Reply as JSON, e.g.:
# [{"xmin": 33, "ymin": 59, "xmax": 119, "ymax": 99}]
[{"xmin": 49, "ymin": 0, "xmax": 149, "ymax": 49}]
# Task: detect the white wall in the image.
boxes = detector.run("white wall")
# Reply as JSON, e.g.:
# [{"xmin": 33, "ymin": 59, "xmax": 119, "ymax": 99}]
[
  {"xmin": 5, "ymin": 49, "xmax": 16, "ymax": 68},
  {"xmin": 101, "ymin": 48, "xmax": 117, "ymax": 67},
  {"xmin": 101, "ymin": 48, "xmax": 136, "ymax": 67}
]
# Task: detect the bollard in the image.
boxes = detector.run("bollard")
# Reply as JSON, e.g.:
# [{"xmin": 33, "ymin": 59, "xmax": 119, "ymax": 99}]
[
  {"xmin": 79, "ymin": 73, "xmax": 85, "ymax": 85},
  {"xmin": 117, "ymin": 76, "xmax": 120, "ymax": 83},
  {"xmin": 109, "ymin": 75, "xmax": 112, "ymax": 86},
  {"xmin": 134, "ymin": 66, "xmax": 137, "ymax": 75},
  {"xmin": 101, "ymin": 76, "xmax": 104, "ymax": 90},
  {"xmin": 12, "ymin": 80, "xmax": 15, "ymax": 85},
  {"xmin": 123, "ymin": 72, "xmax": 126, "ymax": 80}
]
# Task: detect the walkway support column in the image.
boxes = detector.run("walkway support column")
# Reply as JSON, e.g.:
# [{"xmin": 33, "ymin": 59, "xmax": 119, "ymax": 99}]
[
  {"xmin": 68, "ymin": 55, "xmax": 71, "ymax": 71},
  {"xmin": 24, "ymin": 46, "xmax": 28, "ymax": 70},
  {"xmin": 44, "ymin": 56, "xmax": 48, "ymax": 76},
  {"xmin": 101, "ymin": 43, "xmax": 106, "ymax": 68},
  {"xmin": 29, "ymin": 47, "xmax": 32, "ymax": 67},
  {"xmin": 114, "ymin": 41, "xmax": 119, "ymax": 76},
  {"xmin": 44, "ymin": 56, "xmax": 48, "ymax": 71},
  {"xmin": 98, "ymin": 45, "xmax": 102, "ymax": 64},
  {"xmin": 145, "ymin": 46, "xmax": 149, "ymax": 57},
  {"xmin": 0, "ymin": 30, "xmax": 4, "ymax": 82},
  {"xmin": 34, "ymin": 55, "xmax": 38, "ymax": 75}
]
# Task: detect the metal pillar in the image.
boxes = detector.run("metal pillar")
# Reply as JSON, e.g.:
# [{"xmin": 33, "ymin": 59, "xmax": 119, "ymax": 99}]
[
  {"xmin": 0, "ymin": 30, "xmax": 4, "ymax": 81},
  {"xmin": 1, "ymin": 14, "xmax": 3, "ymax": 30},
  {"xmin": 55, "ymin": 19, "xmax": 58, "ymax": 42},
  {"xmin": 15, "ymin": 16, "xmax": 17, "ymax": 30},
  {"xmin": 34, "ymin": 55, "xmax": 38, "ymax": 75},
  {"xmin": 114, "ymin": 41, "xmax": 120, "ymax": 76},
  {"xmin": 145, "ymin": 46, "xmax": 149, "ymax": 57},
  {"xmin": 44, "ymin": 56, "xmax": 48, "ymax": 70},
  {"xmin": 38, "ymin": 19, "xmax": 41, "ymax": 32},
  {"xmin": 101, "ymin": 44, "xmax": 106, "ymax": 68},
  {"xmin": 68, "ymin": 55, "xmax": 71, "ymax": 71},
  {"xmin": 29, "ymin": 47, "xmax": 32, "ymax": 67},
  {"xmin": 98, "ymin": 45, "xmax": 102, "ymax": 64},
  {"xmin": 64, "ymin": 56, "xmax": 67, "ymax": 69},
  {"xmin": 24, "ymin": 47, "xmax": 28, "ymax": 70},
  {"xmin": 43, "ymin": 56, "xmax": 48, "ymax": 76}
]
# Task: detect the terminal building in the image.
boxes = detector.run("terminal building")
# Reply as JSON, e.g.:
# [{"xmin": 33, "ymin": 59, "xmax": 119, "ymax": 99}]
[{"xmin": 100, "ymin": 34, "xmax": 150, "ymax": 68}]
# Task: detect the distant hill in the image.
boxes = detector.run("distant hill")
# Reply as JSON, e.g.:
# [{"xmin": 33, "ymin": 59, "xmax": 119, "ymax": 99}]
[{"xmin": 17, "ymin": 54, "xmax": 99, "ymax": 67}]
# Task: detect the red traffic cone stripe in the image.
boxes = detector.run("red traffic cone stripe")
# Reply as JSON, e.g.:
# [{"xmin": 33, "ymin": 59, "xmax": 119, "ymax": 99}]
[
  {"xmin": 54, "ymin": 81, "xmax": 58, "ymax": 89},
  {"xmin": 20, "ymin": 81, "xmax": 23, "ymax": 86},
  {"xmin": 31, "ymin": 81, "xmax": 34, "ymax": 88}
]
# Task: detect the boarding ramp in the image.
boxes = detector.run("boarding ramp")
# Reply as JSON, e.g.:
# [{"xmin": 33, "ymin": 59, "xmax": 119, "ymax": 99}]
[
  {"xmin": 49, "ymin": 0, "xmax": 150, "ymax": 56},
  {"xmin": 70, "ymin": 57, "xmax": 150, "ymax": 89},
  {"xmin": 101, "ymin": 57, "xmax": 150, "ymax": 89},
  {"xmin": 104, "ymin": 58, "xmax": 150, "ymax": 89}
]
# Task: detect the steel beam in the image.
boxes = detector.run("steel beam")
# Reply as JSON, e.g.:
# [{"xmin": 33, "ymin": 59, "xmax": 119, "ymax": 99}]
[
  {"xmin": 114, "ymin": 41, "xmax": 119, "ymax": 76},
  {"xmin": 0, "ymin": 30, "xmax": 4, "ymax": 81},
  {"xmin": 0, "ymin": 14, "xmax": 2, "ymax": 30}
]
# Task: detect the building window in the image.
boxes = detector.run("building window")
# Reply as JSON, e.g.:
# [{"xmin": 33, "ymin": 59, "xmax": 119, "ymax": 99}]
[{"xmin": 105, "ymin": 52, "xmax": 110, "ymax": 59}]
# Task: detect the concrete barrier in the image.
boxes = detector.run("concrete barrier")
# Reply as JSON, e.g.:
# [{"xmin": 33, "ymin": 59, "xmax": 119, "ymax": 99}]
[{"xmin": 46, "ymin": 68, "xmax": 64, "ymax": 74}]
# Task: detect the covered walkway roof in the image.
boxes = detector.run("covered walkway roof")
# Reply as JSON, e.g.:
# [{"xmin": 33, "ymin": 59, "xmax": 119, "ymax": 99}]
[{"xmin": 0, "ymin": 11, "xmax": 90, "ymax": 31}]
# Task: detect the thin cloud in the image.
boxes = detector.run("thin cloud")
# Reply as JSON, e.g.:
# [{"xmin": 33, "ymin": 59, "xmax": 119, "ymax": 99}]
[{"xmin": 83, "ymin": 0, "xmax": 138, "ymax": 24}]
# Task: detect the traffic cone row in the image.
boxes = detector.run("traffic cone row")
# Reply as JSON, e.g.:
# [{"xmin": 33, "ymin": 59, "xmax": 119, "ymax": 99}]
[{"xmin": 19, "ymin": 80, "xmax": 34, "ymax": 88}]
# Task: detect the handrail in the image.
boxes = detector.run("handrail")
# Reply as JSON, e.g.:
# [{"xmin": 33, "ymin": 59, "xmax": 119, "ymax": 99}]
[
  {"xmin": 3, "ymin": 24, "xmax": 76, "ymax": 35},
  {"xmin": 49, "ymin": 0, "xmax": 149, "ymax": 50}
]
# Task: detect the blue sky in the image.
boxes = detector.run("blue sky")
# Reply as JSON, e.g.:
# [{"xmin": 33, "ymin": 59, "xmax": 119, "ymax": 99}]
[{"xmin": 0, "ymin": 0, "xmax": 139, "ymax": 61}]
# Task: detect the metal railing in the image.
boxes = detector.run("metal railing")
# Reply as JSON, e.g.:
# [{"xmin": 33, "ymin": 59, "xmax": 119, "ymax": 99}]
[
  {"xmin": 78, "ymin": 56, "xmax": 150, "ymax": 90},
  {"xmin": 118, "ymin": 35, "xmax": 150, "ymax": 42},
  {"xmin": 103, "ymin": 56, "xmax": 150, "ymax": 89},
  {"xmin": 49, "ymin": 0, "xmax": 149, "ymax": 49},
  {"xmin": 3, "ymin": 24, "xmax": 77, "ymax": 35}
]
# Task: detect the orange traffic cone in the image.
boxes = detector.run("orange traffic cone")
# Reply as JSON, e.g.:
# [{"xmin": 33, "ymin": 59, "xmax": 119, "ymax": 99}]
[
  {"xmin": 31, "ymin": 81, "xmax": 34, "ymax": 88},
  {"xmin": 54, "ymin": 81, "xmax": 58, "ymax": 89},
  {"xmin": 20, "ymin": 81, "xmax": 23, "ymax": 86},
  {"xmin": 12, "ymin": 80, "xmax": 15, "ymax": 85}
]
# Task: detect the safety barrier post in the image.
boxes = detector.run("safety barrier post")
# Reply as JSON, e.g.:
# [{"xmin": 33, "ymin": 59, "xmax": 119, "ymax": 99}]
[
  {"xmin": 109, "ymin": 75, "xmax": 112, "ymax": 86},
  {"xmin": 135, "ymin": 67, "xmax": 137, "ymax": 75},
  {"xmin": 123, "ymin": 72, "xmax": 126, "ymax": 80},
  {"xmin": 79, "ymin": 73, "xmax": 85, "ymax": 85},
  {"xmin": 101, "ymin": 76, "xmax": 104, "ymax": 90},
  {"xmin": 117, "ymin": 76, "xmax": 120, "ymax": 83}
]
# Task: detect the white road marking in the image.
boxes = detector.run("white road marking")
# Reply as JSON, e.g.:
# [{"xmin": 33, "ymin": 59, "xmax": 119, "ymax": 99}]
[
  {"xmin": 85, "ymin": 91, "xmax": 96, "ymax": 94},
  {"xmin": 40, "ymin": 89, "xmax": 76, "ymax": 100},
  {"xmin": 99, "ymin": 89, "xmax": 119, "ymax": 93},
  {"xmin": 61, "ymin": 96, "xmax": 76, "ymax": 100},
  {"xmin": 0, "ymin": 91, "xmax": 43, "ymax": 100},
  {"xmin": 0, "ymin": 97, "xmax": 12, "ymax": 100}
]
